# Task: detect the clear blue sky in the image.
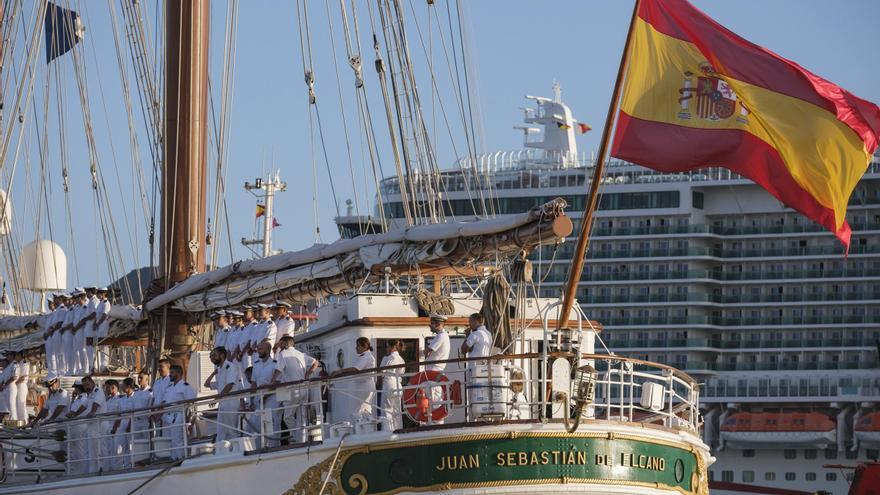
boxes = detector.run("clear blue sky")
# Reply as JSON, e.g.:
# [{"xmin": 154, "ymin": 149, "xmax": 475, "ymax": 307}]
[{"xmin": 7, "ymin": 0, "xmax": 879, "ymax": 302}]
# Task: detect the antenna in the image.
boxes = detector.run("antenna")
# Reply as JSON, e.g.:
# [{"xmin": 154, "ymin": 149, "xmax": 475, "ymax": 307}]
[{"xmin": 242, "ymin": 170, "xmax": 287, "ymax": 257}]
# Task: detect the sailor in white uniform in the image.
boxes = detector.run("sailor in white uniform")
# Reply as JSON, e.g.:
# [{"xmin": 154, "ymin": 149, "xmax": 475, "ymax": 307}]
[
  {"xmin": 379, "ymin": 340, "xmax": 405, "ymax": 431},
  {"xmin": 251, "ymin": 304, "xmax": 277, "ymax": 356},
  {"xmin": 30, "ymin": 374, "xmax": 68, "ymax": 426},
  {"xmin": 226, "ymin": 310, "xmax": 245, "ymax": 365},
  {"xmin": 43, "ymin": 299, "xmax": 58, "ymax": 373},
  {"xmin": 131, "ymin": 372, "xmax": 153, "ymax": 441},
  {"xmin": 112, "ymin": 377, "xmax": 136, "ymax": 469},
  {"xmin": 204, "ymin": 347, "xmax": 241, "ymax": 442},
  {"xmin": 81, "ymin": 376, "xmax": 106, "ymax": 473},
  {"xmin": 0, "ymin": 355, "xmax": 19, "ymax": 421},
  {"xmin": 212, "ymin": 311, "xmax": 231, "ymax": 350},
  {"xmin": 50, "ymin": 295, "xmax": 69, "ymax": 374},
  {"xmin": 65, "ymin": 384, "xmax": 89, "ymax": 475},
  {"xmin": 240, "ymin": 306, "xmax": 258, "ymax": 368},
  {"xmin": 61, "ymin": 294, "xmax": 78, "ymax": 375},
  {"xmin": 333, "ymin": 337, "xmax": 377, "ymax": 424},
  {"xmin": 94, "ymin": 288, "xmax": 112, "ymax": 371},
  {"xmin": 150, "ymin": 359, "xmax": 173, "ymax": 441},
  {"xmin": 250, "ymin": 339, "xmax": 280, "ymax": 447},
  {"xmin": 158, "ymin": 365, "xmax": 196, "ymax": 460},
  {"xmin": 273, "ymin": 301, "xmax": 295, "ymax": 348},
  {"xmin": 15, "ymin": 351, "xmax": 30, "ymax": 422},
  {"xmin": 71, "ymin": 290, "xmax": 90, "ymax": 374},
  {"xmin": 83, "ymin": 287, "xmax": 100, "ymax": 373},
  {"xmin": 102, "ymin": 380, "xmax": 121, "ymax": 471},
  {"xmin": 274, "ymin": 335, "xmax": 318, "ymax": 443},
  {"xmin": 423, "ymin": 314, "xmax": 451, "ymax": 424}
]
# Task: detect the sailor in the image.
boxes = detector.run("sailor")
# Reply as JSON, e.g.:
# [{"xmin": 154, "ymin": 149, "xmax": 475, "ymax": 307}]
[
  {"xmin": 43, "ymin": 299, "xmax": 58, "ymax": 373},
  {"xmin": 226, "ymin": 310, "xmax": 245, "ymax": 364},
  {"xmin": 83, "ymin": 287, "xmax": 100, "ymax": 374},
  {"xmin": 252, "ymin": 304, "xmax": 277, "ymax": 356},
  {"xmin": 0, "ymin": 354, "xmax": 19, "ymax": 421},
  {"xmin": 250, "ymin": 339, "xmax": 280, "ymax": 447},
  {"xmin": 130, "ymin": 372, "xmax": 153, "ymax": 442},
  {"xmin": 50, "ymin": 295, "xmax": 69, "ymax": 374},
  {"xmin": 273, "ymin": 301, "xmax": 295, "ymax": 348},
  {"xmin": 212, "ymin": 311, "xmax": 231, "ymax": 350},
  {"xmin": 111, "ymin": 377, "xmax": 136, "ymax": 470},
  {"xmin": 379, "ymin": 339, "xmax": 405, "ymax": 431},
  {"xmin": 65, "ymin": 384, "xmax": 89, "ymax": 474},
  {"xmin": 94, "ymin": 288, "xmax": 112, "ymax": 372},
  {"xmin": 157, "ymin": 365, "xmax": 196, "ymax": 460},
  {"xmin": 332, "ymin": 337, "xmax": 377, "ymax": 424},
  {"xmin": 15, "ymin": 350, "xmax": 30, "ymax": 422},
  {"xmin": 61, "ymin": 293, "xmax": 79, "ymax": 375},
  {"xmin": 30, "ymin": 374, "xmax": 68, "ymax": 426},
  {"xmin": 241, "ymin": 305, "xmax": 258, "ymax": 368},
  {"xmin": 204, "ymin": 346, "xmax": 241, "ymax": 442},
  {"xmin": 150, "ymin": 358, "xmax": 172, "ymax": 407},
  {"xmin": 68, "ymin": 290, "xmax": 89, "ymax": 375},
  {"xmin": 424, "ymin": 314, "xmax": 450, "ymax": 371},
  {"xmin": 102, "ymin": 379, "xmax": 121, "ymax": 471},
  {"xmin": 81, "ymin": 376, "xmax": 107, "ymax": 473},
  {"xmin": 274, "ymin": 335, "xmax": 317, "ymax": 443}
]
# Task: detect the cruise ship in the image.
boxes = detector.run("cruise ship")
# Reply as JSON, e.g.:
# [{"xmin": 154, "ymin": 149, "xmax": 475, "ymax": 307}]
[{"xmin": 337, "ymin": 88, "xmax": 880, "ymax": 494}]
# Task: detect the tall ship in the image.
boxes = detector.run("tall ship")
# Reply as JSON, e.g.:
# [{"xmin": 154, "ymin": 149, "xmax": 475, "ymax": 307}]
[{"xmin": 338, "ymin": 88, "xmax": 880, "ymax": 493}]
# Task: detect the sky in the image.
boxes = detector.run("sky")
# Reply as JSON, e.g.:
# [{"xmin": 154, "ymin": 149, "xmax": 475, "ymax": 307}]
[{"xmin": 3, "ymin": 0, "xmax": 879, "ymax": 307}]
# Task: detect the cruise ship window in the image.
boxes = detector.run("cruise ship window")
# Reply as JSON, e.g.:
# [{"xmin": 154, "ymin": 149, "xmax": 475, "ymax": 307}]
[
  {"xmin": 784, "ymin": 449, "xmax": 797, "ymax": 459},
  {"xmin": 785, "ymin": 472, "xmax": 796, "ymax": 481},
  {"xmin": 806, "ymin": 472, "xmax": 816, "ymax": 481},
  {"xmin": 826, "ymin": 472, "xmax": 837, "ymax": 481},
  {"xmin": 764, "ymin": 472, "xmax": 775, "ymax": 481},
  {"xmin": 804, "ymin": 449, "xmax": 817, "ymax": 459},
  {"xmin": 742, "ymin": 471, "xmax": 754, "ymax": 483},
  {"xmin": 721, "ymin": 471, "xmax": 734, "ymax": 482},
  {"xmin": 846, "ymin": 449, "xmax": 859, "ymax": 459}
]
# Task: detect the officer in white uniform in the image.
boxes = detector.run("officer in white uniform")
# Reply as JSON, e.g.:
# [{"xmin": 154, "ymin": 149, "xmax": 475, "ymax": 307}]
[
  {"xmin": 252, "ymin": 304, "xmax": 277, "ymax": 356},
  {"xmin": 112, "ymin": 377, "xmax": 136, "ymax": 469},
  {"xmin": 379, "ymin": 340, "xmax": 405, "ymax": 431},
  {"xmin": 94, "ymin": 288, "xmax": 112, "ymax": 371},
  {"xmin": 61, "ymin": 294, "xmax": 78, "ymax": 375},
  {"xmin": 150, "ymin": 359, "xmax": 172, "ymax": 408},
  {"xmin": 71, "ymin": 290, "xmax": 89, "ymax": 374},
  {"xmin": 240, "ymin": 306, "xmax": 258, "ymax": 368},
  {"xmin": 274, "ymin": 335, "xmax": 318, "ymax": 443},
  {"xmin": 333, "ymin": 337, "xmax": 377, "ymax": 423},
  {"xmin": 423, "ymin": 314, "xmax": 451, "ymax": 424},
  {"xmin": 15, "ymin": 351, "xmax": 30, "ymax": 422},
  {"xmin": 158, "ymin": 365, "xmax": 196, "ymax": 460},
  {"xmin": 250, "ymin": 339, "xmax": 280, "ymax": 447},
  {"xmin": 81, "ymin": 376, "xmax": 106, "ymax": 473},
  {"xmin": 102, "ymin": 380, "xmax": 121, "ymax": 471},
  {"xmin": 83, "ymin": 287, "xmax": 100, "ymax": 373},
  {"xmin": 212, "ymin": 311, "xmax": 231, "ymax": 350},
  {"xmin": 65, "ymin": 384, "xmax": 89, "ymax": 475},
  {"xmin": 30, "ymin": 374, "xmax": 68, "ymax": 426},
  {"xmin": 43, "ymin": 299, "xmax": 58, "ymax": 373},
  {"xmin": 50, "ymin": 295, "xmax": 69, "ymax": 374},
  {"xmin": 273, "ymin": 301, "xmax": 295, "ymax": 347},
  {"xmin": 204, "ymin": 347, "xmax": 241, "ymax": 442},
  {"xmin": 131, "ymin": 372, "xmax": 153, "ymax": 442},
  {"xmin": 0, "ymin": 351, "xmax": 20, "ymax": 422}
]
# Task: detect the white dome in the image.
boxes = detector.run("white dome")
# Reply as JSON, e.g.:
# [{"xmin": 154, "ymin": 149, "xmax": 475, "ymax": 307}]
[
  {"xmin": 0, "ymin": 189, "xmax": 11, "ymax": 235},
  {"xmin": 19, "ymin": 240, "xmax": 67, "ymax": 291}
]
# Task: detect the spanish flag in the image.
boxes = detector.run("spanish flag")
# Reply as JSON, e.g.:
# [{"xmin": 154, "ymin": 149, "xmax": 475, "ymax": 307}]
[
  {"xmin": 255, "ymin": 204, "xmax": 266, "ymax": 218},
  {"xmin": 557, "ymin": 122, "xmax": 572, "ymax": 130},
  {"xmin": 611, "ymin": 0, "xmax": 880, "ymax": 249}
]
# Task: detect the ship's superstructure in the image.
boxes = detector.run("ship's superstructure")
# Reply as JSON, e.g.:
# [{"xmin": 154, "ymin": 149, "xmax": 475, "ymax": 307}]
[{"xmin": 338, "ymin": 90, "xmax": 880, "ymax": 493}]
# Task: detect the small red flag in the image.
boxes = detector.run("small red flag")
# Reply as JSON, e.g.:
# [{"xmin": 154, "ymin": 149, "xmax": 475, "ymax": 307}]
[
  {"xmin": 272, "ymin": 217, "xmax": 281, "ymax": 228},
  {"xmin": 577, "ymin": 123, "xmax": 591, "ymax": 134}
]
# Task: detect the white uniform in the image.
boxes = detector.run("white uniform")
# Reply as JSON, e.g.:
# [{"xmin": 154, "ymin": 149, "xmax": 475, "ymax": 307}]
[
  {"xmin": 212, "ymin": 360, "xmax": 242, "ymax": 442},
  {"xmin": 61, "ymin": 308, "xmax": 76, "ymax": 375},
  {"xmin": 275, "ymin": 347, "xmax": 315, "ymax": 443},
  {"xmin": 0, "ymin": 365, "xmax": 14, "ymax": 418},
  {"xmin": 465, "ymin": 326, "xmax": 493, "ymax": 360},
  {"xmin": 114, "ymin": 392, "xmax": 134, "ymax": 469},
  {"xmin": 380, "ymin": 351, "xmax": 405, "ymax": 431},
  {"xmin": 1, "ymin": 361, "xmax": 20, "ymax": 421},
  {"xmin": 130, "ymin": 388, "xmax": 153, "ymax": 440},
  {"xmin": 103, "ymin": 393, "xmax": 120, "ymax": 470},
  {"xmin": 16, "ymin": 360, "xmax": 29, "ymax": 421},
  {"xmin": 160, "ymin": 380, "xmax": 196, "ymax": 460},
  {"xmin": 350, "ymin": 350, "xmax": 377, "ymax": 422},
  {"xmin": 66, "ymin": 394, "xmax": 90, "ymax": 474},
  {"xmin": 95, "ymin": 298, "xmax": 112, "ymax": 370},
  {"xmin": 73, "ymin": 304, "xmax": 89, "ymax": 374},
  {"xmin": 85, "ymin": 389, "xmax": 106, "ymax": 473},
  {"xmin": 43, "ymin": 389, "xmax": 69, "ymax": 423},
  {"xmin": 83, "ymin": 296, "xmax": 99, "ymax": 372},
  {"xmin": 426, "ymin": 330, "xmax": 451, "ymax": 371},
  {"xmin": 274, "ymin": 316, "xmax": 295, "ymax": 344},
  {"xmin": 251, "ymin": 319, "xmax": 277, "ymax": 350},
  {"xmin": 214, "ymin": 325, "xmax": 231, "ymax": 350},
  {"xmin": 242, "ymin": 321, "xmax": 259, "ymax": 368},
  {"xmin": 51, "ymin": 306, "xmax": 67, "ymax": 374},
  {"xmin": 251, "ymin": 356, "xmax": 279, "ymax": 447},
  {"xmin": 151, "ymin": 375, "xmax": 171, "ymax": 407}
]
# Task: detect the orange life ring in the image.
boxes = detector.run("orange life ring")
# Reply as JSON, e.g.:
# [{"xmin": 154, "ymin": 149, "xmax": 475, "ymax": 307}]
[{"xmin": 403, "ymin": 371, "xmax": 449, "ymax": 423}]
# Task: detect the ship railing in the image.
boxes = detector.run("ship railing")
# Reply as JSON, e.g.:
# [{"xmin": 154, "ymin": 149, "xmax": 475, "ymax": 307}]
[{"xmin": 1, "ymin": 353, "xmax": 700, "ymax": 484}]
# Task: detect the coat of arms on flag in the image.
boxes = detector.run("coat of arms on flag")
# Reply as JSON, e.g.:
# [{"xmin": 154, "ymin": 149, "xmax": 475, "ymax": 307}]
[{"xmin": 678, "ymin": 65, "xmax": 745, "ymax": 122}]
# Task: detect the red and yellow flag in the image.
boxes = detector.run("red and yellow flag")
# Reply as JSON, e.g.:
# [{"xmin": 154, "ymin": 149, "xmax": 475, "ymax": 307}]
[
  {"xmin": 611, "ymin": 0, "xmax": 880, "ymax": 249},
  {"xmin": 255, "ymin": 204, "xmax": 266, "ymax": 218}
]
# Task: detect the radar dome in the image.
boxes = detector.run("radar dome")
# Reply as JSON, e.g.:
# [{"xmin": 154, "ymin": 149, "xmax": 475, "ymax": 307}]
[{"xmin": 19, "ymin": 240, "xmax": 67, "ymax": 291}]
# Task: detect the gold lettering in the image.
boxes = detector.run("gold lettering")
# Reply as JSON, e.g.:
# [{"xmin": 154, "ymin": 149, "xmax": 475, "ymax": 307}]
[
  {"xmin": 518, "ymin": 452, "xmax": 528, "ymax": 466},
  {"xmin": 507, "ymin": 452, "xmax": 516, "ymax": 466},
  {"xmin": 576, "ymin": 451, "xmax": 587, "ymax": 465},
  {"xmin": 659, "ymin": 458, "xmax": 666, "ymax": 471},
  {"xmin": 565, "ymin": 451, "xmax": 574, "ymax": 465},
  {"xmin": 436, "ymin": 456, "xmax": 446, "ymax": 471},
  {"xmin": 639, "ymin": 455, "xmax": 647, "ymax": 468},
  {"xmin": 529, "ymin": 452, "xmax": 539, "ymax": 465},
  {"xmin": 620, "ymin": 453, "xmax": 629, "ymax": 466},
  {"xmin": 496, "ymin": 453, "xmax": 505, "ymax": 466},
  {"xmin": 552, "ymin": 451, "xmax": 560, "ymax": 464},
  {"xmin": 468, "ymin": 454, "xmax": 479, "ymax": 469},
  {"xmin": 541, "ymin": 451, "xmax": 549, "ymax": 465}
]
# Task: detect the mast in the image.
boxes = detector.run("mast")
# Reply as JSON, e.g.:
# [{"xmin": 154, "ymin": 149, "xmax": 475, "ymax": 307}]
[
  {"xmin": 558, "ymin": 0, "xmax": 640, "ymax": 327},
  {"xmin": 160, "ymin": 0, "xmax": 210, "ymax": 367},
  {"xmin": 242, "ymin": 172, "xmax": 287, "ymax": 257}
]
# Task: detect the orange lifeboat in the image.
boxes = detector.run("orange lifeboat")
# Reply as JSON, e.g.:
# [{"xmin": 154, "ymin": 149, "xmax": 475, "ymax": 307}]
[
  {"xmin": 720, "ymin": 412, "xmax": 836, "ymax": 448},
  {"xmin": 855, "ymin": 411, "xmax": 880, "ymax": 447}
]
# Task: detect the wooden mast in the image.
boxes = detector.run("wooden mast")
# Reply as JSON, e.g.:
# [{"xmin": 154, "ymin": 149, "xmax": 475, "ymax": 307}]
[
  {"xmin": 558, "ymin": 0, "xmax": 641, "ymax": 327},
  {"xmin": 160, "ymin": 0, "xmax": 210, "ymax": 368}
]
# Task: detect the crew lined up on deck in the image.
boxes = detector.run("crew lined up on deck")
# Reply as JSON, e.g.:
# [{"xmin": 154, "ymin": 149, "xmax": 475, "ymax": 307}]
[{"xmin": 43, "ymin": 287, "xmax": 113, "ymax": 376}]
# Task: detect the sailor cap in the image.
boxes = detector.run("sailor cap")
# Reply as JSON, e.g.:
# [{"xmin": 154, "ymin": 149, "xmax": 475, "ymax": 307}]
[
  {"xmin": 71, "ymin": 290, "xmax": 85, "ymax": 296},
  {"xmin": 256, "ymin": 303, "xmax": 271, "ymax": 309},
  {"xmin": 44, "ymin": 373, "xmax": 59, "ymax": 384},
  {"xmin": 96, "ymin": 287, "xmax": 109, "ymax": 292},
  {"xmin": 226, "ymin": 310, "xmax": 244, "ymax": 317},
  {"xmin": 274, "ymin": 301, "xmax": 292, "ymax": 308},
  {"xmin": 428, "ymin": 313, "xmax": 448, "ymax": 322},
  {"xmin": 241, "ymin": 304, "xmax": 255, "ymax": 310}
]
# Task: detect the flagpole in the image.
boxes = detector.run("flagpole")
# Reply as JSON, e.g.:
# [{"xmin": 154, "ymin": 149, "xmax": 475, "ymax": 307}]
[{"xmin": 558, "ymin": 0, "xmax": 641, "ymax": 328}]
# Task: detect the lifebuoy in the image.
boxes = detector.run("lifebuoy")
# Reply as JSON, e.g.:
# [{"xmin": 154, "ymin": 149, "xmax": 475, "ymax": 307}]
[{"xmin": 403, "ymin": 371, "xmax": 449, "ymax": 423}]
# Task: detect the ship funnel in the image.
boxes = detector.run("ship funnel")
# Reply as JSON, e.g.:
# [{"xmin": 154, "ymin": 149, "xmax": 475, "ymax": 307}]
[{"xmin": 18, "ymin": 240, "xmax": 67, "ymax": 291}]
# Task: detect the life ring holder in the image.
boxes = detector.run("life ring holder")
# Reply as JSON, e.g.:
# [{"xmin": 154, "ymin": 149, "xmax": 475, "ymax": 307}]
[{"xmin": 403, "ymin": 370, "xmax": 449, "ymax": 423}]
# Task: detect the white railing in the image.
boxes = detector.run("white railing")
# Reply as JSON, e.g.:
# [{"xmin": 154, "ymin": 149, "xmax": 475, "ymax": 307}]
[{"xmin": 0, "ymin": 353, "xmax": 700, "ymax": 485}]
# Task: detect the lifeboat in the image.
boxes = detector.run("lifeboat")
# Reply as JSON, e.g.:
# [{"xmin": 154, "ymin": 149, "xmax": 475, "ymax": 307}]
[
  {"xmin": 720, "ymin": 412, "xmax": 836, "ymax": 448},
  {"xmin": 855, "ymin": 412, "xmax": 880, "ymax": 447}
]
